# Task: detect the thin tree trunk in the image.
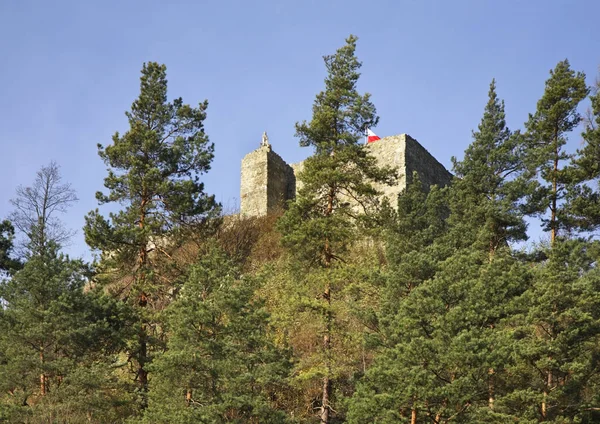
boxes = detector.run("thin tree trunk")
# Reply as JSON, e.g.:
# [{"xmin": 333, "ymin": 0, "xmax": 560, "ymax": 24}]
[
  {"xmin": 542, "ymin": 369, "xmax": 552, "ymax": 420},
  {"xmin": 321, "ymin": 282, "xmax": 332, "ymax": 424},
  {"xmin": 320, "ymin": 187, "xmax": 335, "ymax": 424},
  {"xmin": 488, "ymin": 196, "xmax": 497, "ymax": 262},
  {"xmin": 138, "ymin": 317, "xmax": 148, "ymax": 391},
  {"xmin": 488, "ymin": 368, "xmax": 495, "ymax": 410},
  {"xmin": 321, "ymin": 368, "xmax": 331, "ymax": 423},
  {"xmin": 411, "ymin": 406, "xmax": 417, "ymax": 424},
  {"xmin": 542, "ymin": 389, "xmax": 547, "ymax": 419},
  {"xmin": 551, "ymin": 136, "xmax": 559, "ymax": 244},
  {"xmin": 39, "ymin": 347, "xmax": 46, "ymax": 396},
  {"xmin": 137, "ymin": 196, "xmax": 149, "ymax": 400}
]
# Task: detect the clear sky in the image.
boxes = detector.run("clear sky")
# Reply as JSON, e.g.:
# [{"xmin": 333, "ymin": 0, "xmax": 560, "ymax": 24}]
[{"xmin": 1, "ymin": 0, "xmax": 599, "ymax": 258}]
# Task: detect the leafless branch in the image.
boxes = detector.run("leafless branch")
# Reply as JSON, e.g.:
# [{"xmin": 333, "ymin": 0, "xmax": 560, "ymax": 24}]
[{"xmin": 9, "ymin": 161, "xmax": 78, "ymax": 256}]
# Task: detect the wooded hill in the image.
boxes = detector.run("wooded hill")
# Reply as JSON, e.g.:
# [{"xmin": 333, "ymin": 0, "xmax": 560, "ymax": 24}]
[{"xmin": 2, "ymin": 35, "xmax": 600, "ymax": 423}]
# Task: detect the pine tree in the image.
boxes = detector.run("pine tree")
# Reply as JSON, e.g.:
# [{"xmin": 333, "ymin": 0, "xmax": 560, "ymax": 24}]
[
  {"xmin": 524, "ymin": 60, "xmax": 588, "ymax": 243},
  {"xmin": 141, "ymin": 247, "xmax": 291, "ymax": 423},
  {"xmin": 0, "ymin": 165, "xmax": 132, "ymax": 422},
  {"xmin": 347, "ymin": 177, "xmax": 449, "ymax": 423},
  {"xmin": 501, "ymin": 239, "xmax": 600, "ymax": 422},
  {"xmin": 349, "ymin": 245, "xmax": 530, "ymax": 424},
  {"xmin": 349, "ymin": 81, "xmax": 537, "ymax": 421},
  {"xmin": 379, "ymin": 173, "xmax": 449, "ymax": 320},
  {"xmin": 451, "ymin": 79, "xmax": 529, "ymax": 257},
  {"xmin": 0, "ymin": 220, "xmax": 20, "ymax": 273},
  {"xmin": 564, "ymin": 73, "xmax": 600, "ymax": 231},
  {"xmin": 0, "ymin": 245, "xmax": 133, "ymax": 423},
  {"xmin": 84, "ymin": 62, "xmax": 219, "ymax": 404},
  {"xmin": 277, "ymin": 35, "xmax": 395, "ymax": 423}
]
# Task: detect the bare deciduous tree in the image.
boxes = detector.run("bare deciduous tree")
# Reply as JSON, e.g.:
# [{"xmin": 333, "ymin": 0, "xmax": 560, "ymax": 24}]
[{"xmin": 10, "ymin": 161, "xmax": 78, "ymax": 256}]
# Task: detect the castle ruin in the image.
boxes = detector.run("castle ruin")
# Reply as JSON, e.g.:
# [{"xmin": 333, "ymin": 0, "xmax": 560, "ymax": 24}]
[{"xmin": 240, "ymin": 133, "xmax": 452, "ymax": 217}]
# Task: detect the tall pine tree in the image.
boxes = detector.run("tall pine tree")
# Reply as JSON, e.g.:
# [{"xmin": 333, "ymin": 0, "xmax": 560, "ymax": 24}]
[
  {"xmin": 524, "ymin": 60, "xmax": 588, "ymax": 243},
  {"xmin": 451, "ymin": 79, "xmax": 529, "ymax": 257},
  {"xmin": 84, "ymin": 62, "xmax": 219, "ymax": 406},
  {"xmin": 277, "ymin": 35, "xmax": 394, "ymax": 423},
  {"xmin": 564, "ymin": 72, "xmax": 600, "ymax": 231}
]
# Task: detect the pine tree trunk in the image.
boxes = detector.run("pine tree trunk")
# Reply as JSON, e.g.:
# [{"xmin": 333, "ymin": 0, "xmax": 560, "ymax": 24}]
[
  {"xmin": 321, "ymin": 374, "xmax": 331, "ymax": 423},
  {"xmin": 551, "ymin": 135, "xmax": 559, "ymax": 244},
  {"xmin": 542, "ymin": 388, "xmax": 547, "ymax": 419},
  {"xmin": 321, "ymin": 283, "xmax": 332, "ymax": 424},
  {"xmin": 137, "ymin": 199, "xmax": 149, "ymax": 398},
  {"xmin": 320, "ymin": 187, "xmax": 335, "ymax": 424},
  {"xmin": 39, "ymin": 347, "xmax": 46, "ymax": 396},
  {"xmin": 411, "ymin": 406, "xmax": 417, "ymax": 424},
  {"xmin": 488, "ymin": 368, "xmax": 495, "ymax": 410},
  {"xmin": 542, "ymin": 369, "xmax": 552, "ymax": 420},
  {"xmin": 138, "ymin": 334, "xmax": 148, "ymax": 390},
  {"xmin": 138, "ymin": 294, "xmax": 148, "ymax": 394}
]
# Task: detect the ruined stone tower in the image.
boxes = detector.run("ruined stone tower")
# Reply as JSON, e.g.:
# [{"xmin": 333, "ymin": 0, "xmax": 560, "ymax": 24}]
[
  {"xmin": 240, "ymin": 132, "xmax": 295, "ymax": 217},
  {"xmin": 240, "ymin": 132, "xmax": 452, "ymax": 217}
]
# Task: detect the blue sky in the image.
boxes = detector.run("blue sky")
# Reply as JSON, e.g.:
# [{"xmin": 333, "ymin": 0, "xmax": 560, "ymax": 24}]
[{"xmin": 1, "ymin": 0, "xmax": 599, "ymax": 258}]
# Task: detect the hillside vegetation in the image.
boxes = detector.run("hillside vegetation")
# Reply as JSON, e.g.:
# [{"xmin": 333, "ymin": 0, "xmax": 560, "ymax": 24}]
[{"xmin": 2, "ymin": 36, "xmax": 600, "ymax": 423}]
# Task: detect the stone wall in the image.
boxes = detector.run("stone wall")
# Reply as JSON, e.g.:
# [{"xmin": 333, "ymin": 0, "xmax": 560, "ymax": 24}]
[
  {"xmin": 404, "ymin": 134, "xmax": 453, "ymax": 190},
  {"xmin": 266, "ymin": 148, "xmax": 295, "ymax": 212},
  {"xmin": 240, "ymin": 145, "xmax": 295, "ymax": 217},
  {"xmin": 240, "ymin": 134, "xmax": 452, "ymax": 217},
  {"xmin": 240, "ymin": 146, "xmax": 269, "ymax": 217},
  {"xmin": 367, "ymin": 134, "xmax": 408, "ymax": 206}
]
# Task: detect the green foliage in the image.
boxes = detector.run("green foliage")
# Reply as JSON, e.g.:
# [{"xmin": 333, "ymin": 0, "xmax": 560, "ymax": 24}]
[
  {"xmin": 348, "ymin": 83, "xmax": 534, "ymax": 422},
  {"xmin": 279, "ymin": 34, "xmax": 395, "ymax": 267},
  {"xmin": 0, "ymin": 219, "xmax": 21, "ymax": 273},
  {"xmin": 382, "ymin": 174, "xmax": 449, "ymax": 300},
  {"xmin": 83, "ymin": 62, "xmax": 219, "ymax": 402},
  {"xmin": 451, "ymin": 79, "xmax": 529, "ymax": 253},
  {"xmin": 141, "ymin": 247, "xmax": 291, "ymax": 423},
  {"xmin": 349, "ymin": 248, "xmax": 530, "ymax": 424},
  {"xmin": 0, "ymin": 245, "xmax": 134, "ymax": 423},
  {"xmin": 485, "ymin": 239, "xmax": 600, "ymax": 423},
  {"xmin": 565, "ymin": 76, "xmax": 600, "ymax": 232},
  {"xmin": 4, "ymin": 46, "xmax": 600, "ymax": 424},
  {"xmin": 85, "ymin": 61, "xmax": 219, "ymax": 301},
  {"xmin": 276, "ymin": 35, "xmax": 395, "ymax": 422},
  {"xmin": 523, "ymin": 60, "xmax": 588, "ymax": 239}
]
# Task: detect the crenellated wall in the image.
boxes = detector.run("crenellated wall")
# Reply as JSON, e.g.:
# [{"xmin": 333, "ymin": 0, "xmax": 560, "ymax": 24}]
[{"xmin": 240, "ymin": 133, "xmax": 452, "ymax": 217}]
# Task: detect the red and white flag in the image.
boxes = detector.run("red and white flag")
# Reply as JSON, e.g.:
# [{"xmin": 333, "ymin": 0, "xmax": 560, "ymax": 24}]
[{"xmin": 366, "ymin": 129, "xmax": 381, "ymax": 144}]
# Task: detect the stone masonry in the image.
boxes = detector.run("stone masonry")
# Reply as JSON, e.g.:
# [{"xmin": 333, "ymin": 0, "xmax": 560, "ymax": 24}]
[
  {"xmin": 240, "ymin": 134, "xmax": 295, "ymax": 216},
  {"xmin": 240, "ymin": 133, "xmax": 452, "ymax": 217}
]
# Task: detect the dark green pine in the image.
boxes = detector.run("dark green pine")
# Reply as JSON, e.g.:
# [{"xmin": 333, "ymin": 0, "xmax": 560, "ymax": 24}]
[
  {"xmin": 141, "ymin": 247, "xmax": 291, "ymax": 424},
  {"xmin": 523, "ymin": 60, "xmax": 588, "ymax": 242},
  {"xmin": 451, "ymin": 79, "xmax": 529, "ymax": 256},
  {"xmin": 501, "ymin": 239, "xmax": 600, "ymax": 422},
  {"xmin": 84, "ymin": 62, "xmax": 219, "ymax": 402},
  {"xmin": 0, "ymin": 244, "xmax": 133, "ymax": 423},
  {"xmin": 379, "ymin": 173, "xmax": 449, "ymax": 321},
  {"xmin": 0, "ymin": 220, "xmax": 21, "ymax": 273},
  {"xmin": 277, "ymin": 35, "xmax": 395, "ymax": 423},
  {"xmin": 564, "ymin": 79, "xmax": 600, "ymax": 231},
  {"xmin": 349, "ymin": 81, "xmax": 537, "ymax": 422}
]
